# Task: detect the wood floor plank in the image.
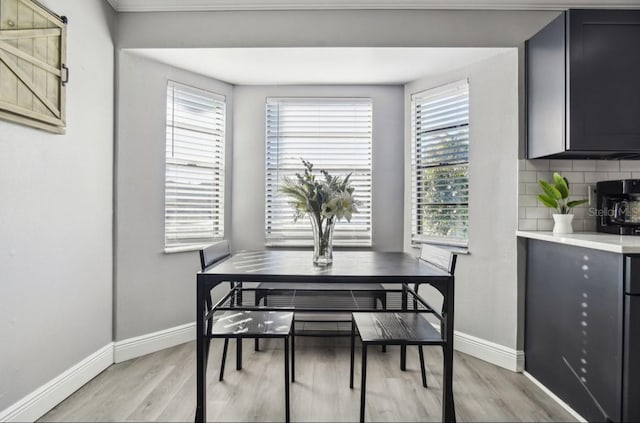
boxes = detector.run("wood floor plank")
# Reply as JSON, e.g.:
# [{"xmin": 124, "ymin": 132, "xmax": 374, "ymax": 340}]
[{"xmin": 39, "ymin": 338, "xmax": 576, "ymax": 422}]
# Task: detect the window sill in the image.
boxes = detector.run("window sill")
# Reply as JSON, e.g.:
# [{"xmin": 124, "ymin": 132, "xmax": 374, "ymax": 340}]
[
  {"xmin": 164, "ymin": 243, "xmax": 213, "ymax": 254},
  {"xmin": 412, "ymin": 239, "xmax": 469, "ymax": 255},
  {"xmin": 265, "ymin": 241, "xmax": 373, "ymax": 248}
]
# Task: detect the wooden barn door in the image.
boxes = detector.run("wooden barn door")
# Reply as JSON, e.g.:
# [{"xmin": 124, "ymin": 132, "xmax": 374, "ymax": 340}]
[{"xmin": 0, "ymin": 0, "xmax": 67, "ymax": 133}]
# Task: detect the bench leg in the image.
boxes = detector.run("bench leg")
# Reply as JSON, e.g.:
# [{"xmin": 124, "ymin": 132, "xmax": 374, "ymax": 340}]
[
  {"xmin": 350, "ymin": 319, "xmax": 355, "ymax": 389},
  {"xmin": 418, "ymin": 345, "xmax": 428, "ymax": 388},
  {"xmin": 254, "ymin": 294, "xmax": 260, "ymax": 351},
  {"xmin": 236, "ymin": 339, "xmax": 242, "ymax": 370},
  {"xmin": 219, "ymin": 338, "xmax": 229, "ymax": 381},
  {"xmin": 284, "ymin": 337, "xmax": 291, "ymax": 423},
  {"xmin": 205, "ymin": 292, "xmax": 213, "ymax": 359},
  {"xmin": 360, "ymin": 344, "xmax": 368, "ymax": 423},
  {"xmin": 380, "ymin": 296, "xmax": 387, "ymax": 353},
  {"xmin": 291, "ymin": 327, "xmax": 295, "ymax": 383}
]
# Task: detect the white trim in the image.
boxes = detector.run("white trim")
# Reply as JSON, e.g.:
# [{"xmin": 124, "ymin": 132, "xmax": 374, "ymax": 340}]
[
  {"xmin": 114, "ymin": 322, "xmax": 196, "ymax": 363},
  {"xmin": 106, "ymin": 0, "xmax": 119, "ymax": 10},
  {"xmin": 112, "ymin": 0, "xmax": 640, "ymax": 12},
  {"xmin": 0, "ymin": 343, "xmax": 114, "ymax": 423},
  {"xmin": 523, "ymin": 371, "xmax": 588, "ymax": 423},
  {"xmin": 453, "ymin": 330, "xmax": 524, "ymax": 372},
  {"xmin": 164, "ymin": 243, "xmax": 212, "ymax": 254}
]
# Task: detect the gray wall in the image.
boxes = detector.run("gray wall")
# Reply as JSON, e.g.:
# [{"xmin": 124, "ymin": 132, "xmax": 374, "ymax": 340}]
[
  {"xmin": 231, "ymin": 85, "xmax": 404, "ymax": 251},
  {"xmin": 116, "ymin": 10, "xmax": 558, "ymax": 49},
  {"xmin": 404, "ymin": 50, "xmax": 520, "ymax": 350},
  {"xmin": 115, "ymin": 52, "xmax": 233, "ymax": 341},
  {"xmin": 0, "ymin": 0, "xmax": 115, "ymax": 410}
]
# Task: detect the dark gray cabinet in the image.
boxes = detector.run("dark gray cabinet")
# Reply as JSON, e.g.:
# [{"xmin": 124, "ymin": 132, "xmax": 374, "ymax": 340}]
[
  {"xmin": 526, "ymin": 10, "xmax": 640, "ymax": 159},
  {"xmin": 526, "ymin": 240, "xmax": 623, "ymax": 421}
]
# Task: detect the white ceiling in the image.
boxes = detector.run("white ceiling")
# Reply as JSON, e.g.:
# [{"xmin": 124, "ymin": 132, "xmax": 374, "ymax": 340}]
[
  {"xmin": 130, "ymin": 47, "xmax": 511, "ymax": 85},
  {"xmin": 108, "ymin": 0, "xmax": 640, "ymax": 12}
]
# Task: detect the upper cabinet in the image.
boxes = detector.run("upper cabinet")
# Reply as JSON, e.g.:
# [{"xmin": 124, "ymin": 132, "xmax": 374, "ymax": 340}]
[{"xmin": 526, "ymin": 10, "xmax": 640, "ymax": 159}]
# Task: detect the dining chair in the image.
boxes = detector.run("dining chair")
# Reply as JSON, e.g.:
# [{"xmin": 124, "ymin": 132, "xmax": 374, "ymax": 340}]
[
  {"xmin": 199, "ymin": 241, "xmax": 295, "ymax": 422},
  {"xmin": 199, "ymin": 241, "xmax": 240, "ymax": 378},
  {"xmin": 349, "ymin": 244, "xmax": 457, "ymax": 423},
  {"xmin": 209, "ymin": 310, "xmax": 294, "ymax": 422}
]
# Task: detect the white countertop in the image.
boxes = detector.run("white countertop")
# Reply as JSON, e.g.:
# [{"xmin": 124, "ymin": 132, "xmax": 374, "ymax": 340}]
[{"xmin": 517, "ymin": 231, "xmax": 640, "ymax": 254}]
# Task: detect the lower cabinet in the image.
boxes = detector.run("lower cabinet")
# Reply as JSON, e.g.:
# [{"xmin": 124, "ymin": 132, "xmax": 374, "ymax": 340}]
[{"xmin": 525, "ymin": 240, "xmax": 624, "ymax": 422}]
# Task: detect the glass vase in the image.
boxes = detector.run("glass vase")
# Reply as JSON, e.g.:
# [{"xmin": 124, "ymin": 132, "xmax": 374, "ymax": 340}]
[{"xmin": 309, "ymin": 214, "xmax": 335, "ymax": 266}]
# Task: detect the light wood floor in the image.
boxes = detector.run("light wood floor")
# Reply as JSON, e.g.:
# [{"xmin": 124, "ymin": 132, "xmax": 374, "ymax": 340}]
[{"xmin": 40, "ymin": 337, "xmax": 576, "ymax": 422}]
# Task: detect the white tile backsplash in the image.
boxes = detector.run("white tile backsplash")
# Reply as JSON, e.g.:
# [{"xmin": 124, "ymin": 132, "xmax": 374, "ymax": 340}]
[
  {"xmin": 596, "ymin": 160, "xmax": 621, "ymax": 171},
  {"xmin": 524, "ymin": 159, "xmax": 549, "ymax": 171},
  {"xmin": 537, "ymin": 219, "xmax": 554, "ymax": 231},
  {"xmin": 518, "ymin": 160, "xmax": 640, "ymax": 232},
  {"xmin": 519, "ymin": 170, "xmax": 538, "ymax": 183},
  {"xmin": 551, "ymin": 160, "xmax": 574, "ymax": 171},
  {"xmin": 620, "ymin": 161, "xmax": 640, "ymax": 171},
  {"xmin": 606, "ymin": 172, "xmax": 632, "ymax": 180},
  {"xmin": 573, "ymin": 161, "xmax": 598, "ymax": 171},
  {"xmin": 519, "ymin": 219, "xmax": 537, "ymax": 231}
]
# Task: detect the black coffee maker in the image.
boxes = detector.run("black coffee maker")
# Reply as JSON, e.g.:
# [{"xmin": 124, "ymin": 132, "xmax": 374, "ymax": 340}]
[{"xmin": 596, "ymin": 180, "xmax": 640, "ymax": 235}]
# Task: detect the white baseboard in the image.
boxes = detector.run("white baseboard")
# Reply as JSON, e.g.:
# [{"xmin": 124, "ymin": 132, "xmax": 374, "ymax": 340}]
[
  {"xmin": 0, "ymin": 323, "xmax": 197, "ymax": 422},
  {"xmin": 114, "ymin": 322, "xmax": 196, "ymax": 363},
  {"xmin": 0, "ymin": 343, "xmax": 114, "ymax": 423},
  {"xmin": 523, "ymin": 371, "xmax": 587, "ymax": 422},
  {"xmin": 453, "ymin": 330, "xmax": 524, "ymax": 372}
]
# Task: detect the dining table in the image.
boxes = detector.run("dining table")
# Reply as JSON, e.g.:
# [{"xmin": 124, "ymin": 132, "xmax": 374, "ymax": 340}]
[{"xmin": 195, "ymin": 250, "xmax": 456, "ymax": 422}]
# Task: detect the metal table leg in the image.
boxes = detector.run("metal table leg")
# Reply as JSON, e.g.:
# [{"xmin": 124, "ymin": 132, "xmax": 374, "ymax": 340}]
[
  {"xmin": 442, "ymin": 276, "xmax": 456, "ymax": 422},
  {"xmin": 400, "ymin": 284, "xmax": 408, "ymax": 371},
  {"xmin": 195, "ymin": 275, "xmax": 209, "ymax": 423}
]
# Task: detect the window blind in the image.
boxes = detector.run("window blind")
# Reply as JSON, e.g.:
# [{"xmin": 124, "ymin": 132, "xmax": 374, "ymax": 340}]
[
  {"xmin": 165, "ymin": 81, "xmax": 226, "ymax": 251},
  {"xmin": 411, "ymin": 80, "xmax": 469, "ymax": 247},
  {"xmin": 265, "ymin": 97, "xmax": 372, "ymax": 246}
]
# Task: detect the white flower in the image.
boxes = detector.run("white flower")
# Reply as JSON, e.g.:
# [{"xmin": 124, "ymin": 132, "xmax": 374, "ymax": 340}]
[{"xmin": 322, "ymin": 191, "xmax": 358, "ymax": 222}]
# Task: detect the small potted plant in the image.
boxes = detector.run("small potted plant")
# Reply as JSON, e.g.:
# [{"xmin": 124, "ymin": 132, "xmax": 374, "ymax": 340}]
[{"xmin": 537, "ymin": 172, "xmax": 588, "ymax": 234}]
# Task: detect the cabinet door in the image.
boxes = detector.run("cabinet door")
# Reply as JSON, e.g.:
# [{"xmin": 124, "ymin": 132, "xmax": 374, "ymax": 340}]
[
  {"xmin": 568, "ymin": 10, "xmax": 640, "ymax": 152},
  {"xmin": 526, "ymin": 240, "xmax": 624, "ymax": 422},
  {"xmin": 623, "ymin": 295, "xmax": 640, "ymax": 422},
  {"xmin": 526, "ymin": 12, "xmax": 566, "ymax": 159}
]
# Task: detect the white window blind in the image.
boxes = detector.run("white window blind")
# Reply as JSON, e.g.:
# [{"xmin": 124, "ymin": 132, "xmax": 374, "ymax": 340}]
[
  {"xmin": 164, "ymin": 81, "xmax": 225, "ymax": 251},
  {"xmin": 265, "ymin": 97, "xmax": 372, "ymax": 246},
  {"xmin": 411, "ymin": 80, "xmax": 469, "ymax": 247}
]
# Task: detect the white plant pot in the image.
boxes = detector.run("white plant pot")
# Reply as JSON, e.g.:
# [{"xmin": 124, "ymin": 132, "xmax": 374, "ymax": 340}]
[{"xmin": 552, "ymin": 214, "xmax": 574, "ymax": 234}]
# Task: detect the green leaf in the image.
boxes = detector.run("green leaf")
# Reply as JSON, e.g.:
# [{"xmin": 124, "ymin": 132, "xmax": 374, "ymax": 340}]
[
  {"xmin": 553, "ymin": 173, "xmax": 570, "ymax": 199},
  {"xmin": 537, "ymin": 194, "xmax": 558, "ymax": 209},
  {"xmin": 539, "ymin": 180, "xmax": 562, "ymax": 200},
  {"xmin": 567, "ymin": 199, "xmax": 588, "ymax": 208}
]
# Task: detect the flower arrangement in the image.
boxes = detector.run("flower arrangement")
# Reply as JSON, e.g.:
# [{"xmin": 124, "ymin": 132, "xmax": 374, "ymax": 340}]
[{"xmin": 280, "ymin": 159, "xmax": 359, "ymax": 264}]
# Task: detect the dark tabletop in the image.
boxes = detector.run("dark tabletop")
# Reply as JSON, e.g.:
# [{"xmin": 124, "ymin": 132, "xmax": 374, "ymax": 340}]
[{"xmin": 199, "ymin": 250, "xmax": 452, "ymax": 283}]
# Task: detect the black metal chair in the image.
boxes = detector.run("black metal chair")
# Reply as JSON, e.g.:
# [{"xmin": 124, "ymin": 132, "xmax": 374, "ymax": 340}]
[
  {"xmin": 199, "ymin": 241, "xmax": 295, "ymax": 422},
  {"xmin": 209, "ymin": 310, "xmax": 294, "ymax": 422},
  {"xmin": 199, "ymin": 241, "xmax": 241, "ymax": 378},
  {"xmin": 349, "ymin": 244, "xmax": 457, "ymax": 423}
]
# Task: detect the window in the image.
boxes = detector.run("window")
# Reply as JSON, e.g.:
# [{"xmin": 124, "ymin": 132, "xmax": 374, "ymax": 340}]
[
  {"xmin": 164, "ymin": 81, "xmax": 225, "ymax": 251},
  {"xmin": 265, "ymin": 97, "xmax": 372, "ymax": 246},
  {"xmin": 411, "ymin": 80, "xmax": 469, "ymax": 247}
]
